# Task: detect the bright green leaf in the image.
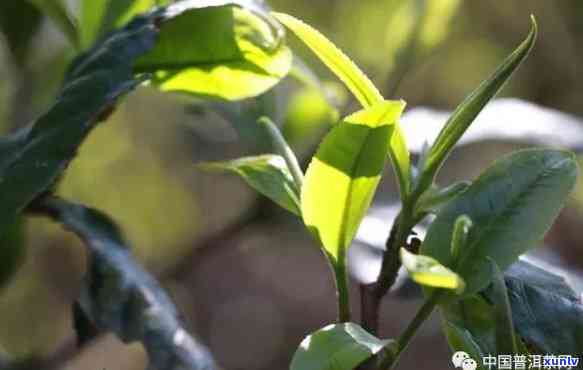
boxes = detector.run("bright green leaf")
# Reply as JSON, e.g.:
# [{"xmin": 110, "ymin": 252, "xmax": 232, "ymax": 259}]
[
  {"xmin": 400, "ymin": 248, "xmax": 465, "ymax": 293},
  {"xmin": 27, "ymin": 0, "xmax": 79, "ymax": 48},
  {"xmin": 301, "ymin": 100, "xmax": 405, "ymax": 264},
  {"xmin": 290, "ymin": 323, "xmax": 390, "ymax": 370},
  {"xmin": 421, "ymin": 149, "xmax": 578, "ymax": 298},
  {"xmin": 488, "ymin": 259, "xmax": 519, "ymax": 354},
  {"xmin": 136, "ymin": 5, "xmax": 292, "ymax": 101},
  {"xmin": 200, "ymin": 155, "xmax": 301, "ymax": 215},
  {"xmin": 418, "ymin": 17, "xmax": 538, "ymax": 193},
  {"xmin": 273, "ymin": 12, "xmax": 382, "ymax": 107},
  {"xmin": 273, "ymin": 12, "xmax": 411, "ymax": 200}
]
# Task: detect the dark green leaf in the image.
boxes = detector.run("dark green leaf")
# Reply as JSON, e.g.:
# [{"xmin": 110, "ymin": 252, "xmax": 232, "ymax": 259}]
[
  {"xmin": 0, "ymin": 14, "xmax": 159, "ymax": 240},
  {"xmin": 418, "ymin": 17, "xmax": 537, "ymax": 193},
  {"xmin": 32, "ymin": 197, "xmax": 216, "ymax": 370},
  {"xmin": 421, "ymin": 149, "xmax": 578, "ymax": 297},
  {"xmin": 0, "ymin": 218, "xmax": 25, "ymax": 290},
  {"xmin": 290, "ymin": 323, "xmax": 390, "ymax": 370},
  {"xmin": 199, "ymin": 155, "xmax": 301, "ymax": 215},
  {"xmin": 415, "ymin": 181, "xmax": 470, "ymax": 215},
  {"xmin": 484, "ymin": 260, "xmax": 583, "ymax": 354},
  {"xmin": 0, "ymin": 1, "xmax": 42, "ymax": 64},
  {"xmin": 488, "ymin": 259, "xmax": 518, "ymax": 354}
]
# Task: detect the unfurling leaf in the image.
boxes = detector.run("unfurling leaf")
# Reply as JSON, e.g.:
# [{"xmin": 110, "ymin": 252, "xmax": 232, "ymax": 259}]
[
  {"xmin": 400, "ymin": 248, "xmax": 465, "ymax": 293},
  {"xmin": 136, "ymin": 3, "xmax": 292, "ymax": 100},
  {"xmin": 421, "ymin": 149, "xmax": 578, "ymax": 298},
  {"xmin": 290, "ymin": 323, "xmax": 390, "ymax": 370},
  {"xmin": 274, "ymin": 12, "xmax": 411, "ymax": 200},
  {"xmin": 417, "ymin": 17, "xmax": 538, "ymax": 193},
  {"xmin": 199, "ymin": 155, "xmax": 301, "ymax": 215}
]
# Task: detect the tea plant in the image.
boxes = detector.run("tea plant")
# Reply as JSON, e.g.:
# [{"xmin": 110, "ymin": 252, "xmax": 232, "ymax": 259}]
[{"xmin": 0, "ymin": 1, "xmax": 581, "ymax": 370}]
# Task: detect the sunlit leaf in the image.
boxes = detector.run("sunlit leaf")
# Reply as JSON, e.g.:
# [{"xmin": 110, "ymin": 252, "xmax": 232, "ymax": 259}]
[
  {"xmin": 273, "ymin": 12, "xmax": 411, "ymax": 199},
  {"xmin": 302, "ymin": 100, "xmax": 405, "ymax": 264},
  {"xmin": 136, "ymin": 4, "xmax": 292, "ymax": 101},
  {"xmin": 401, "ymin": 248, "xmax": 465, "ymax": 293},
  {"xmin": 32, "ymin": 197, "xmax": 216, "ymax": 370},
  {"xmin": 27, "ymin": 0, "xmax": 79, "ymax": 48},
  {"xmin": 418, "ymin": 17, "xmax": 537, "ymax": 193},
  {"xmin": 290, "ymin": 323, "xmax": 390, "ymax": 370},
  {"xmin": 200, "ymin": 155, "xmax": 301, "ymax": 215},
  {"xmin": 421, "ymin": 149, "xmax": 578, "ymax": 298}
]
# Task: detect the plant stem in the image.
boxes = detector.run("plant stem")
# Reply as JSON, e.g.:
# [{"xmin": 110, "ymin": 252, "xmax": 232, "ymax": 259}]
[
  {"xmin": 259, "ymin": 117, "xmax": 304, "ymax": 190},
  {"xmin": 334, "ymin": 254, "xmax": 352, "ymax": 322},
  {"xmin": 379, "ymin": 291, "xmax": 443, "ymax": 370}
]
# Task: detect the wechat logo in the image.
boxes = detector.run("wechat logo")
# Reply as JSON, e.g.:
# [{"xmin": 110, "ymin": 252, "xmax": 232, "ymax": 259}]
[{"xmin": 452, "ymin": 351, "xmax": 477, "ymax": 370}]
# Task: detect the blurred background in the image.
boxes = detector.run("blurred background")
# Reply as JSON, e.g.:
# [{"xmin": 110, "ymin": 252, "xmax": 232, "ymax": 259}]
[{"xmin": 1, "ymin": 1, "xmax": 583, "ymax": 369}]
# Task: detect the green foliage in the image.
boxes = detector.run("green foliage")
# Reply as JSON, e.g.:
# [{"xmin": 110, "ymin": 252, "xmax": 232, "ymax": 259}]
[
  {"xmin": 136, "ymin": 5, "xmax": 292, "ymax": 100},
  {"xmin": 200, "ymin": 154, "xmax": 301, "ymax": 215},
  {"xmin": 290, "ymin": 323, "xmax": 390, "ymax": 370},
  {"xmin": 0, "ymin": 1, "xmax": 580, "ymax": 369},
  {"xmin": 416, "ymin": 18, "xmax": 538, "ymax": 194},
  {"xmin": 484, "ymin": 260, "xmax": 583, "ymax": 354},
  {"xmin": 421, "ymin": 149, "xmax": 578, "ymax": 298},
  {"xmin": 274, "ymin": 12, "xmax": 411, "ymax": 200},
  {"xmin": 400, "ymin": 248, "xmax": 465, "ymax": 293},
  {"xmin": 33, "ymin": 197, "xmax": 215, "ymax": 370},
  {"xmin": 488, "ymin": 259, "xmax": 519, "ymax": 354},
  {"xmin": 301, "ymin": 101, "xmax": 404, "ymax": 267}
]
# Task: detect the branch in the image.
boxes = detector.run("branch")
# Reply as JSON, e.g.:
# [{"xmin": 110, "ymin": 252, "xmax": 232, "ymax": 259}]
[{"xmin": 29, "ymin": 196, "xmax": 217, "ymax": 370}]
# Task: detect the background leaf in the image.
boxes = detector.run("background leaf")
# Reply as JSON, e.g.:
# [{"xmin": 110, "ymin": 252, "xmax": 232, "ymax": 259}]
[
  {"xmin": 0, "ymin": 12, "xmax": 159, "ymax": 240},
  {"xmin": 0, "ymin": 1, "xmax": 42, "ymax": 64},
  {"xmin": 135, "ymin": 4, "xmax": 292, "ymax": 101},
  {"xmin": 26, "ymin": 0, "xmax": 79, "ymax": 48},
  {"xmin": 200, "ymin": 155, "xmax": 301, "ymax": 215},
  {"xmin": 400, "ymin": 248, "xmax": 465, "ymax": 293},
  {"xmin": 421, "ymin": 149, "xmax": 578, "ymax": 297},
  {"xmin": 32, "ymin": 197, "xmax": 216, "ymax": 370},
  {"xmin": 290, "ymin": 323, "xmax": 389, "ymax": 370},
  {"xmin": 0, "ymin": 218, "xmax": 25, "ymax": 291}
]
